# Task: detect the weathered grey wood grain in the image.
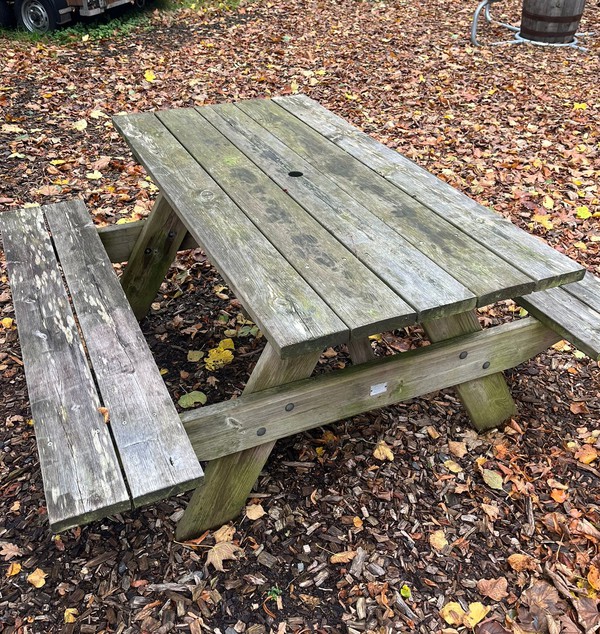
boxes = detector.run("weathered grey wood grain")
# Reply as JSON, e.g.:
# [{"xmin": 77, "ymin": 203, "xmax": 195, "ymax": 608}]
[
  {"xmin": 275, "ymin": 95, "xmax": 584, "ymax": 291},
  {"xmin": 176, "ymin": 344, "xmax": 321, "ymax": 539},
  {"xmin": 120, "ymin": 195, "xmax": 188, "ymax": 319},
  {"xmin": 240, "ymin": 99, "xmax": 534, "ymax": 306},
  {"xmin": 0, "ymin": 206, "xmax": 130, "ymax": 532},
  {"xmin": 158, "ymin": 108, "xmax": 413, "ymax": 337},
  {"xmin": 98, "ymin": 221, "xmax": 198, "ymax": 263},
  {"xmin": 197, "ymin": 103, "xmax": 476, "ymax": 321},
  {"xmin": 113, "ymin": 112, "xmax": 347, "ymax": 357},
  {"xmin": 562, "ymin": 272, "xmax": 600, "ymax": 313},
  {"xmin": 347, "ymin": 338, "xmax": 376, "ymax": 364},
  {"xmin": 181, "ymin": 318, "xmax": 559, "ymax": 461},
  {"xmin": 518, "ymin": 273, "xmax": 600, "ymax": 360},
  {"xmin": 423, "ymin": 310, "xmax": 516, "ymax": 430},
  {"xmin": 45, "ymin": 200, "xmax": 204, "ymax": 507}
]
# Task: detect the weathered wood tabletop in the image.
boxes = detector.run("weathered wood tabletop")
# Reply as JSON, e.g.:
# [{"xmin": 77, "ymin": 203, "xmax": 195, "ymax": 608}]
[
  {"xmin": 113, "ymin": 95, "xmax": 583, "ymax": 358},
  {"xmin": 113, "ymin": 95, "xmax": 586, "ymax": 538}
]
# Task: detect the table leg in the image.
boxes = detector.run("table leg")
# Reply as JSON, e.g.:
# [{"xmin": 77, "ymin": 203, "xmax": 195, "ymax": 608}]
[
  {"xmin": 175, "ymin": 344, "xmax": 322, "ymax": 541},
  {"xmin": 347, "ymin": 338, "xmax": 375, "ymax": 364},
  {"xmin": 423, "ymin": 311, "xmax": 516, "ymax": 431},
  {"xmin": 121, "ymin": 194, "xmax": 187, "ymax": 320}
]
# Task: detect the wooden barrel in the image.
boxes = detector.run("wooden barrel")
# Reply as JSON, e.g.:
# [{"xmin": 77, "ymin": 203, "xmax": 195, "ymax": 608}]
[{"xmin": 520, "ymin": 0, "xmax": 586, "ymax": 43}]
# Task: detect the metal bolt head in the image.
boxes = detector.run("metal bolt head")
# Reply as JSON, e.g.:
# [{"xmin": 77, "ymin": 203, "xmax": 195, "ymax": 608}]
[
  {"xmin": 257, "ymin": 427, "xmax": 266, "ymax": 436},
  {"xmin": 482, "ymin": 361, "xmax": 491, "ymax": 369},
  {"xmin": 459, "ymin": 351, "xmax": 468, "ymax": 359},
  {"xmin": 285, "ymin": 403, "xmax": 294, "ymax": 412}
]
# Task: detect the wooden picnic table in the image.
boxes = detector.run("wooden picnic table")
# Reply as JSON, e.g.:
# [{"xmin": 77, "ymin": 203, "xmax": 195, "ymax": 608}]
[{"xmin": 112, "ymin": 95, "xmax": 587, "ymax": 540}]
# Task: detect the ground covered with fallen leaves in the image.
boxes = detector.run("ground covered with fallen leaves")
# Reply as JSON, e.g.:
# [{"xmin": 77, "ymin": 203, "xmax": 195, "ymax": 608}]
[{"xmin": 1, "ymin": 0, "xmax": 600, "ymax": 631}]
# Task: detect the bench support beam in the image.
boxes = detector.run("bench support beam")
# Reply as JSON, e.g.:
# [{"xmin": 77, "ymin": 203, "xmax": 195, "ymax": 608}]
[
  {"xmin": 423, "ymin": 310, "xmax": 517, "ymax": 430},
  {"xmin": 181, "ymin": 318, "xmax": 559, "ymax": 467},
  {"xmin": 175, "ymin": 344, "xmax": 321, "ymax": 540},
  {"xmin": 121, "ymin": 195, "xmax": 188, "ymax": 319}
]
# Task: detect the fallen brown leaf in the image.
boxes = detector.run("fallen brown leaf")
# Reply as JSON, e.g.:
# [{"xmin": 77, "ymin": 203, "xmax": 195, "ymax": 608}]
[{"xmin": 476, "ymin": 577, "xmax": 509, "ymax": 601}]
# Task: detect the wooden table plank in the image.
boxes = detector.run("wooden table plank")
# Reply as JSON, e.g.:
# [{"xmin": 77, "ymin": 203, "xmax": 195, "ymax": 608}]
[
  {"xmin": 113, "ymin": 112, "xmax": 348, "ymax": 357},
  {"xmin": 562, "ymin": 272, "xmax": 600, "ymax": 313},
  {"xmin": 158, "ymin": 108, "xmax": 414, "ymax": 336},
  {"xmin": 517, "ymin": 283, "xmax": 600, "ymax": 360},
  {"xmin": 276, "ymin": 94, "xmax": 584, "ymax": 291},
  {"xmin": 197, "ymin": 103, "xmax": 476, "ymax": 322},
  {"xmin": 0, "ymin": 207, "xmax": 131, "ymax": 532},
  {"xmin": 45, "ymin": 200, "xmax": 204, "ymax": 507},
  {"xmin": 240, "ymin": 99, "xmax": 534, "ymax": 307}
]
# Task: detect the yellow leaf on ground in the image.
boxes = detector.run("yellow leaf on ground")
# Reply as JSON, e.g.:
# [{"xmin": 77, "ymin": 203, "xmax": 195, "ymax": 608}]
[
  {"xmin": 2, "ymin": 123, "xmax": 26, "ymax": 133},
  {"xmin": 373, "ymin": 440, "xmax": 394, "ymax": 461},
  {"xmin": 463, "ymin": 602, "xmax": 490, "ymax": 627},
  {"xmin": 577, "ymin": 206, "xmax": 592, "ymax": 219},
  {"xmin": 353, "ymin": 516, "xmax": 363, "ymax": 528},
  {"xmin": 27, "ymin": 568, "xmax": 47, "ymax": 588},
  {"xmin": 430, "ymin": 529, "xmax": 448, "ymax": 551},
  {"xmin": 144, "ymin": 69, "xmax": 156, "ymax": 82},
  {"xmin": 218, "ymin": 338, "xmax": 235, "ymax": 350},
  {"xmin": 245, "ymin": 503, "xmax": 266, "ymax": 520},
  {"xmin": 576, "ymin": 445, "xmax": 598, "ymax": 465},
  {"xmin": 204, "ymin": 347, "xmax": 234, "ymax": 371},
  {"xmin": 573, "ymin": 102, "xmax": 588, "ymax": 110},
  {"xmin": 1, "ymin": 317, "xmax": 13, "ymax": 329},
  {"xmin": 444, "ymin": 459, "xmax": 463, "ymax": 473},
  {"xmin": 330, "ymin": 550, "xmax": 357, "ymax": 564},
  {"xmin": 542, "ymin": 195, "xmax": 555, "ymax": 210},
  {"xmin": 482, "ymin": 469, "xmax": 504, "ymax": 490},
  {"xmin": 440, "ymin": 601, "xmax": 466, "ymax": 625},
  {"xmin": 589, "ymin": 565, "xmax": 600, "ymax": 591},
  {"xmin": 72, "ymin": 119, "xmax": 88, "ymax": 131},
  {"xmin": 440, "ymin": 600, "xmax": 489, "ymax": 627},
  {"xmin": 532, "ymin": 213, "xmax": 553, "ymax": 230},
  {"xmin": 64, "ymin": 608, "xmax": 78, "ymax": 624},
  {"xmin": 6, "ymin": 562, "xmax": 21, "ymax": 577}
]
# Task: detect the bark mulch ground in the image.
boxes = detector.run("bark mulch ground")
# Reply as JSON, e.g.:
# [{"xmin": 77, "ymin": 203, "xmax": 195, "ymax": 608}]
[{"xmin": 1, "ymin": 0, "xmax": 600, "ymax": 631}]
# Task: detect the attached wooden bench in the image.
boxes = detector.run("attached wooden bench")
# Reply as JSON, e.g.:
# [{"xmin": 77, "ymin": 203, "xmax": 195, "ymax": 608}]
[
  {"xmin": 0, "ymin": 200, "xmax": 203, "ymax": 533},
  {"xmin": 518, "ymin": 272, "xmax": 600, "ymax": 361}
]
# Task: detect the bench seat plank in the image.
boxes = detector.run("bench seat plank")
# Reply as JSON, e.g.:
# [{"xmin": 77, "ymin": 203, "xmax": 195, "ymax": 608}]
[
  {"xmin": 196, "ymin": 103, "xmax": 477, "ymax": 321},
  {"xmin": 517, "ymin": 272, "xmax": 600, "ymax": 360},
  {"xmin": 240, "ymin": 99, "xmax": 534, "ymax": 307},
  {"xmin": 44, "ymin": 200, "xmax": 204, "ymax": 507},
  {"xmin": 113, "ymin": 112, "xmax": 348, "ymax": 358},
  {"xmin": 158, "ymin": 108, "xmax": 415, "ymax": 336},
  {"xmin": 0, "ymin": 207, "xmax": 131, "ymax": 532},
  {"xmin": 275, "ymin": 95, "xmax": 584, "ymax": 291}
]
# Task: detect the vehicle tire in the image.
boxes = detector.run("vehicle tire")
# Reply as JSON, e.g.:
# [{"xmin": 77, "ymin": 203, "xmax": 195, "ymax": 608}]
[
  {"xmin": 16, "ymin": 0, "xmax": 59, "ymax": 33},
  {"xmin": 0, "ymin": 0, "xmax": 16, "ymax": 27}
]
